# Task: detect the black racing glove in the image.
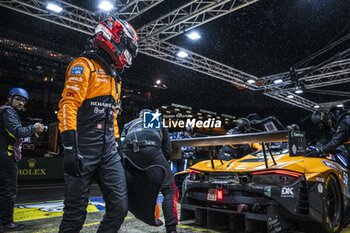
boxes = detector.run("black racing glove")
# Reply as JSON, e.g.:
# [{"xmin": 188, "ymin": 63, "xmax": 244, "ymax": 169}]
[{"xmin": 61, "ymin": 130, "xmax": 84, "ymax": 177}]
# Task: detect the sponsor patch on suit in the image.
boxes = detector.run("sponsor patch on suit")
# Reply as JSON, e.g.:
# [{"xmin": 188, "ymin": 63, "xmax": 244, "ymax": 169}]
[{"xmin": 70, "ymin": 66, "xmax": 84, "ymax": 75}]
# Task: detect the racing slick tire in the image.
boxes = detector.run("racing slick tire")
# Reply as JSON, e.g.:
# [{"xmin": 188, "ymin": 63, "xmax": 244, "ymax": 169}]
[{"xmin": 318, "ymin": 174, "xmax": 343, "ymax": 233}]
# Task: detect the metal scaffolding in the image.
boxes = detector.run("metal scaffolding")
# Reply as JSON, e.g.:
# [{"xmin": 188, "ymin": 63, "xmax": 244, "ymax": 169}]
[
  {"xmin": 1, "ymin": 0, "xmax": 349, "ymax": 112},
  {"xmin": 0, "ymin": 0, "xmax": 163, "ymax": 34},
  {"xmin": 116, "ymin": 0, "xmax": 164, "ymax": 21},
  {"xmin": 138, "ymin": 0, "xmax": 257, "ymax": 42},
  {"xmin": 259, "ymin": 59, "xmax": 350, "ymax": 91},
  {"xmin": 139, "ymin": 39, "xmax": 258, "ymax": 89}
]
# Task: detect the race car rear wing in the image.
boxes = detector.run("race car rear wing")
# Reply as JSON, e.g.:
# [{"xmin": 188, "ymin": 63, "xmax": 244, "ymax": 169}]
[{"xmin": 170, "ymin": 130, "xmax": 306, "ymax": 168}]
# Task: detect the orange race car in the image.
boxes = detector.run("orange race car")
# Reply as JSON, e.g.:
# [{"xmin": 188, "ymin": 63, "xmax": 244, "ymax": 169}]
[{"xmin": 172, "ymin": 130, "xmax": 350, "ymax": 233}]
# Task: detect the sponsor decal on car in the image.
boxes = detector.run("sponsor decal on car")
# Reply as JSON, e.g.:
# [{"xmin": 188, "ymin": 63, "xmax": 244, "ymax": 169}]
[
  {"xmin": 291, "ymin": 144, "xmax": 297, "ymax": 154},
  {"xmin": 281, "ymin": 187, "xmax": 294, "ymax": 198},
  {"xmin": 207, "ymin": 189, "xmax": 217, "ymax": 201},
  {"xmin": 264, "ymin": 186, "xmax": 272, "ymax": 197},
  {"xmin": 317, "ymin": 183, "xmax": 323, "ymax": 193}
]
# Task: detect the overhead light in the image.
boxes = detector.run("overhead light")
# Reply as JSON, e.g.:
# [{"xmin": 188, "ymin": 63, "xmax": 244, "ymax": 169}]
[
  {"xmin": 177, "ymin": 51, "xmax": 188, "ymax": 58},
  {"xmin": 98, "ymin": 1, "xmax": 114, "ymax": 11},
  {"xmin": 273, "ymin": 79, "xmax": 283, "ymax": 84},
  {"xmin": 247, "ymin": 79, "xmax": 256, "ymax": 84},
  {"xmin": 186, "ymin": 32, "xmax": 201, "ymax": 40},
  {"xmin": 314, "ymin": 105, "xmax": 320, "ymax": 109},
  {"xmin": 295, "ymin": 89, "xmax": 303, "ymax": 94},
  {"xmin": 287, "ymin": 95, "xmax": 294, "ymax": 99},
  {"xmin": 156, "ymin": 80, "xmax": 161, "ymax": 85},
  {"xmin": 46, "ymin": 3, "xmax": 63, "ymax": 13},
  {"xmin": 337, "ymin": 104, "xmax": 344, "ymax": 108}
]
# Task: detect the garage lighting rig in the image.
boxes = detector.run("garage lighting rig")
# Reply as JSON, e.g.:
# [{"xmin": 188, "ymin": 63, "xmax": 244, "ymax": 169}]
[{"xmin": 1, "ymin": 0, "xmax": 349, "ymax": 111}]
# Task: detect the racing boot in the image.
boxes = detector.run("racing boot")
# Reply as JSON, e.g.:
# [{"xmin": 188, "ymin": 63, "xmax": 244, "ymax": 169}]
[{"xmin": 154, "ymin": 219, "xmax": 163, "ymax": 226}]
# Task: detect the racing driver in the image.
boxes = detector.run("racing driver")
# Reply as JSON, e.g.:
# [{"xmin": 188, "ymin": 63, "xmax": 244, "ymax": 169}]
[{"xmin": 57, "ymin": 17, "xmax": 138, "ymax": 233}]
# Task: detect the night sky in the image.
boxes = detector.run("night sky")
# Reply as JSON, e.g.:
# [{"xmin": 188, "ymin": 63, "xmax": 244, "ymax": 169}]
[{"xmin": 0, "ymin": 0, "xmax": 350, "ymax": 125}]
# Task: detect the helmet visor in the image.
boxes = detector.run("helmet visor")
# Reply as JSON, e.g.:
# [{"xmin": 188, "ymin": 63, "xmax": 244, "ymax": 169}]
[
  {"xmin": 126, "ymin": 37, "xmax": 138, "ymax": 58},
  {"xmin": 123, "ymin": 49, "xmax": 132, "ymax": 67}
]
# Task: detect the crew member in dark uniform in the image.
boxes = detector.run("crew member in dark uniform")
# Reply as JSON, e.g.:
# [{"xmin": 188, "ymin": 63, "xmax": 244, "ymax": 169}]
[
  {"xmin": 310, "ymin": 111, "xmax": 333, "ymax": 146},
  {"xmin": 316, "ymin": 104, "xmax": 350, "ymax": 155},
  {"xmin": 0, "ymin": 88, "xmax": 44, "ymax": 232},
  {"xmin": 122, "ymin": 109, "xmax": 179, "ymax": 233}
]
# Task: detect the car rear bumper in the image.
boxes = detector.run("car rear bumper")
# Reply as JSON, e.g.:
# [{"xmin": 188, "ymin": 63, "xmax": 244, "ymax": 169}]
[{"xmin": 181, "ymin": 180, "xmax": 325, "ymax": 232}]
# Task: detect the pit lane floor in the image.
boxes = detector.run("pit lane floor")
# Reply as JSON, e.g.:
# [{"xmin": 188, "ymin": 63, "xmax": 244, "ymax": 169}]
[
  {"xmin": 15, "ymin": 210, "xmax": 229, "ymax": 233},
  {"xmin": 14, "ymin": 182, "xmax": 350, "ymax": 233},
  {"xmin": 12, "ymin": 206, "xmax": 350, "ymax": 233}
]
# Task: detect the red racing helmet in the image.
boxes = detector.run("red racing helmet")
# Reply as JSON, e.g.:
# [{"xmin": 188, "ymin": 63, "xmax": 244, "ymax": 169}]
[{"xmin": 93, "ymin": 17, "xmax": 138, "ymax": 70}]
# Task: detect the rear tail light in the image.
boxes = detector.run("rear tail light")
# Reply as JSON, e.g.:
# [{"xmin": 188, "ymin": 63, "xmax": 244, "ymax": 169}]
[
  {"xmin": 216, "ymin": 188, "xmax": 224, "ymax": 201},
  {"xmin": 252, "ymin": 170, "xmax": 302, "ymax": 185},
  {"xmin": 189, "ymin": 169, "xmax": 204, "ymax": 181}
]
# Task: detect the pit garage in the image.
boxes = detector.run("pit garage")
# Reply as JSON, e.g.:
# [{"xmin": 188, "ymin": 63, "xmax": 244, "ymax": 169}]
[{"xmin": 1, "ymin": 0, "xmax": 350, "ymax": 233}]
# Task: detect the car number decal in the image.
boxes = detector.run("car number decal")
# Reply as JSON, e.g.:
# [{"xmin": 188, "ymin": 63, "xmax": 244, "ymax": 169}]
[{"xmin": 207, "ymin": 189, "xmax": 217, "ymax": 201}]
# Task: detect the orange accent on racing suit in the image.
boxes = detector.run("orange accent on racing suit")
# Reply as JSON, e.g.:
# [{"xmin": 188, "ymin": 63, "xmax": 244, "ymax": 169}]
[
  {"xmin": 58, "ymin": 57, "xmax": 121, "ymax": 144},
  {"xmin": 57, "ymin": 56, "xmax": 127, "ymax": 233}
]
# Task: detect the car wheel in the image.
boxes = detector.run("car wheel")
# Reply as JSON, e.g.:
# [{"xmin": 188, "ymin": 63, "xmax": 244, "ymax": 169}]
[{"xmin": 320, "ymin": 174, "xmax": 343, "ymax": 233}]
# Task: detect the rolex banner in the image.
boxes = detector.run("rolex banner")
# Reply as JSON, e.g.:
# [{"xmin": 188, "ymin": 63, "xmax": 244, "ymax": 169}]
[{"xmin": 18, "ymin": 157, "xmax": 64, "ymax": 180}]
